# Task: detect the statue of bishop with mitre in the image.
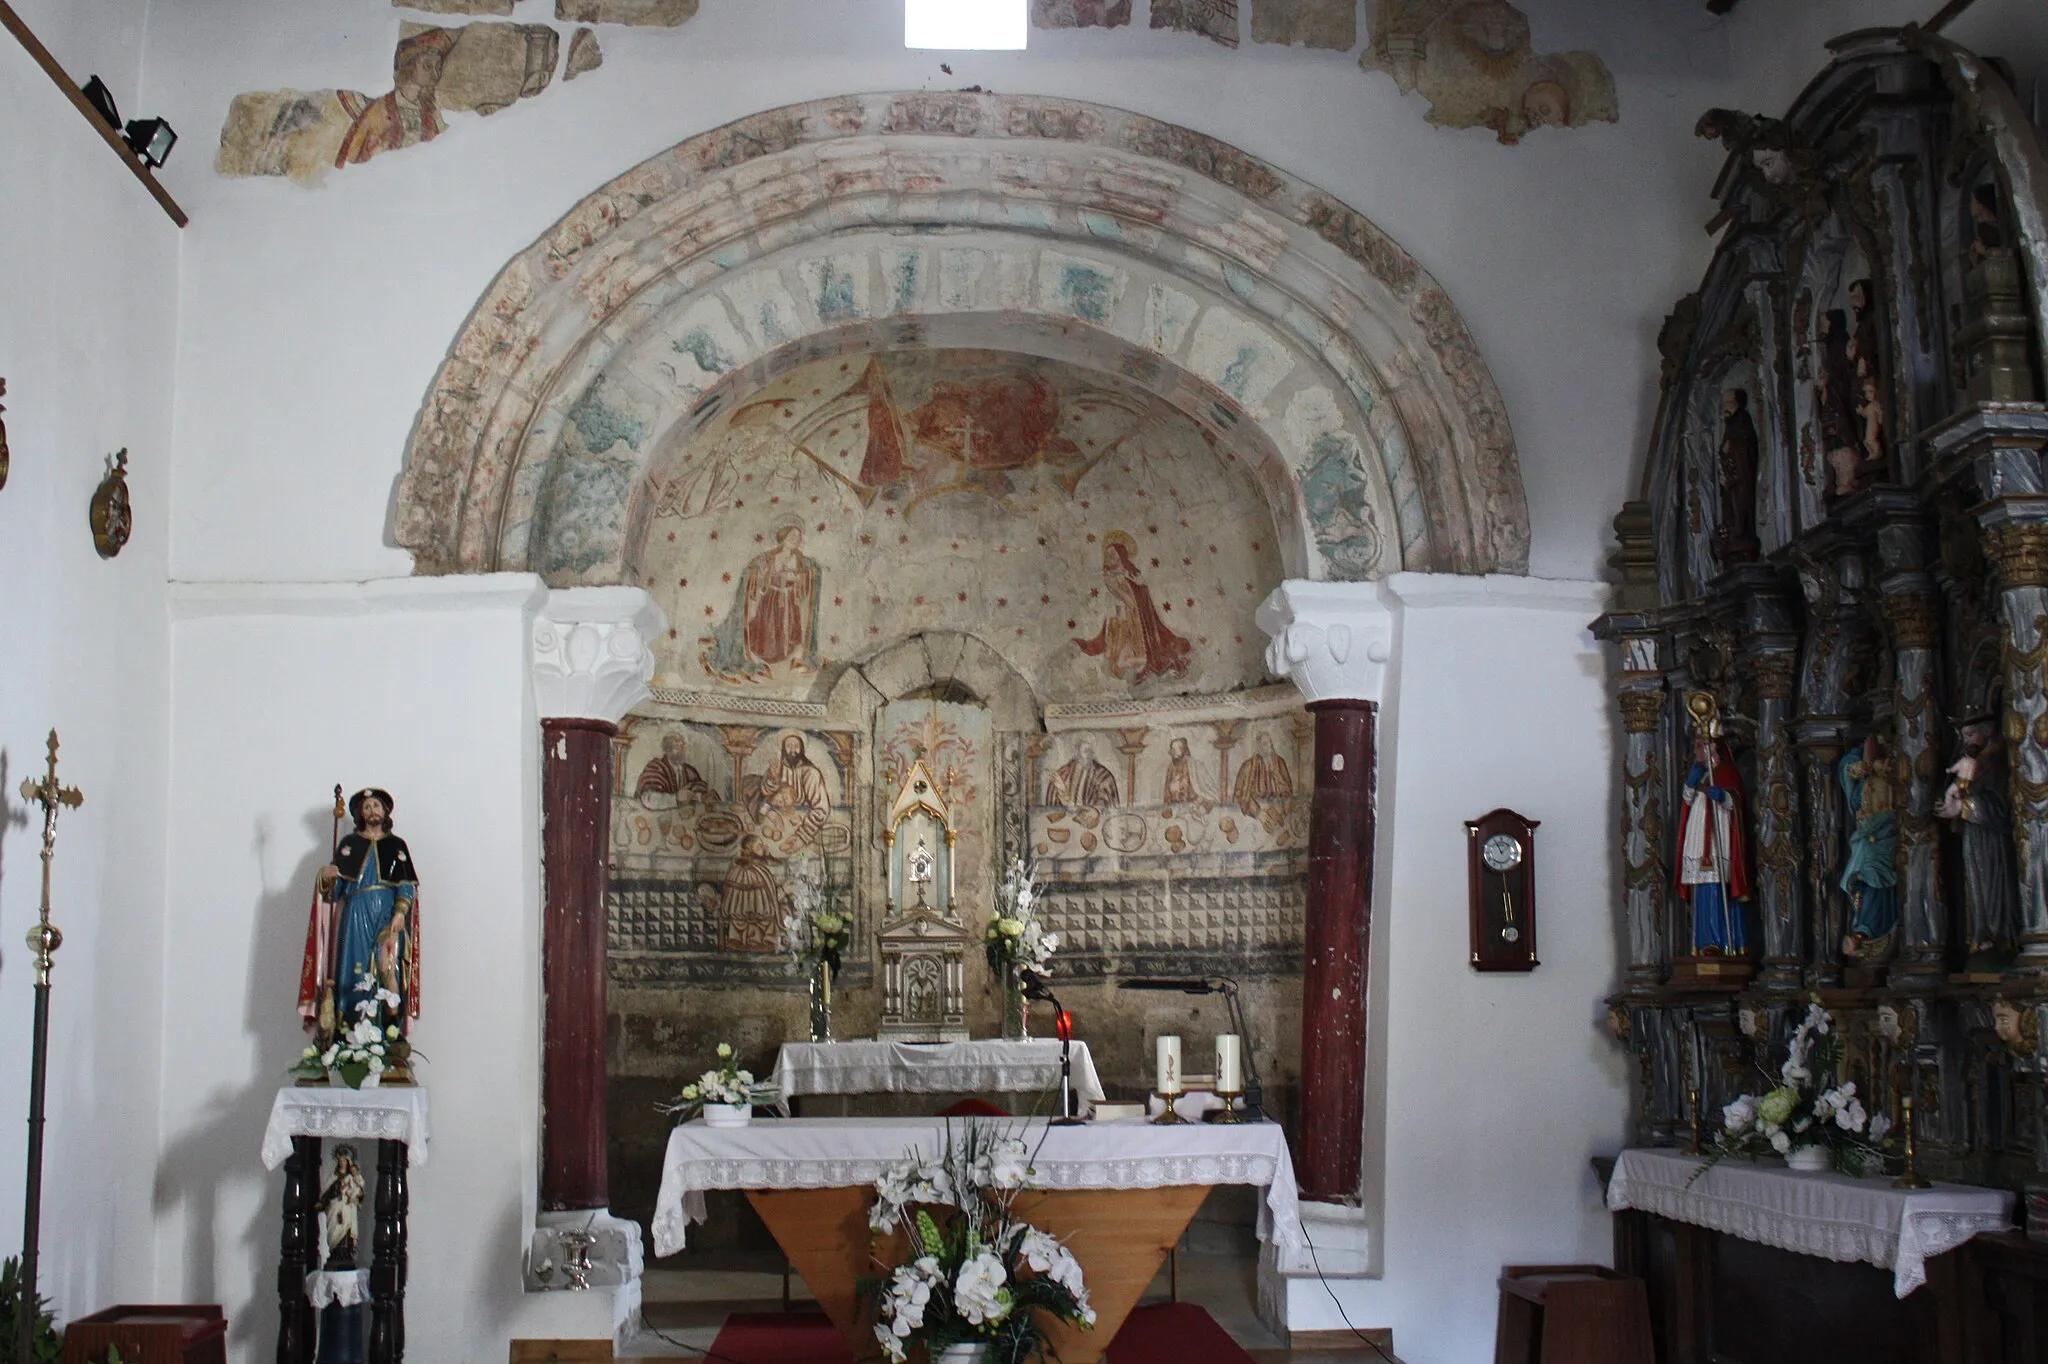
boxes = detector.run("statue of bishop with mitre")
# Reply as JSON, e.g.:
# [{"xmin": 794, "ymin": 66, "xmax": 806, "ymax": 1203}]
[{"xmin": 299, "ymin": 787, "xmax": 421, "ymax": 1048}]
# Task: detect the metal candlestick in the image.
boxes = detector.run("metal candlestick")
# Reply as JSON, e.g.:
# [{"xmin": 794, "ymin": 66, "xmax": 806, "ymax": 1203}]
[
  {"xmin": 1151, "ymin": 1092, "xmax": 1187, "ymax": 1125},
  {"xmin": 16, "ymin": 731, "xmax": 82, "ymax": 1364},
  {"xmin": 1686, "ymin": 1085, "xmax": 1703, "ymax": 1155},
  {"xmin": 1893, "ymin": 1094, "xmax": 1932, "ymax": 1189},
  {"xmin": 1213, "ymin": 1088, "xmax": 1246, "ymax": 1124}
]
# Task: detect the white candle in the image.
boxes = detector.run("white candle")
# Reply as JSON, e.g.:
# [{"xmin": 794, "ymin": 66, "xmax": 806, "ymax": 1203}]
[
  {"xmin": 1156, "ymin": 1035, "xmax": 1182, "ymax": 1094},
  {"xmin": 1216, "ymin": 1034, "xmax": 1242, "ymax": 1092}
]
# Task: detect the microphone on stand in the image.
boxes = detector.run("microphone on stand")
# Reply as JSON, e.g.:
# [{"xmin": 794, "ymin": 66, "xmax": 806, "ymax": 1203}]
[{"xmin": 1023, "ymin": 972, "xmax": 1084, "ymax": 1125}]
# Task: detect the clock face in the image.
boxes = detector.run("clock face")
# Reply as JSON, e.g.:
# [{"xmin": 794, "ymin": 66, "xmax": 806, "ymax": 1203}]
[{"xmin": 1482, "ymin": 833, "xmax": 1523, "ymax": 872}]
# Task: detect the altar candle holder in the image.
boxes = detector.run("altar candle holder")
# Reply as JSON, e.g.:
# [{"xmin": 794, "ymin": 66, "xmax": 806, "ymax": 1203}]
[
  {"xmin": 1892, "ymin": 1094, "xmax": 1932, "ymax": 1190},
  {"xmin": 1212, "ymin": 1089, "xmax": 1246, "ymax": 1124},
  {"xmin": 1685, "ymin": 1086, "xmax": 1703, "ymax": 1156},
  {"xmin": 1151, "ymin": 1092, "xmax": 1188, "ymax": 1125}
]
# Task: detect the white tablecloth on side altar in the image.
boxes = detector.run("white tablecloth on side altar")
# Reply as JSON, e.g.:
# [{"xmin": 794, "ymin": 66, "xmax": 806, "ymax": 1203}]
[
  {"xmin": 1606, "ymin": 1147, "xmax": 2013, "ymax": 1297},
  {"xmin": 769, "ymin": 1039, "xmax": 1106, "ymax": 1105},
  {"xmin": 261, "ymin": 1085, "xmax": 432, "ymax": 1170},
  {"xmin": 651, "ymin": 1116, "xmax": 1299, "ymax": 1259}
]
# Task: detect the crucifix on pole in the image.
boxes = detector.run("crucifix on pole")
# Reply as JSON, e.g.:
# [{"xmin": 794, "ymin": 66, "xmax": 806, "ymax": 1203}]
[{"xmin": 16, "ymin": 730, "xmax": 82, "ymax": 1360}]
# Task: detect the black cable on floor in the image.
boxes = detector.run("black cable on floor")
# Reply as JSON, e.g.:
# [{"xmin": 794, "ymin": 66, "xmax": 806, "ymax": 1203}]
[{"xmin": 1299, "ymin": 1217, "xmax": 1398, "ymax": 1364}]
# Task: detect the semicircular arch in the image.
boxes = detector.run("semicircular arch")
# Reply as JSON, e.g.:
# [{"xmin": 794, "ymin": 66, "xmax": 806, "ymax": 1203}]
[{"xmin": 392, "ymin": 91, "xmax": 1527, "ymax": 582}]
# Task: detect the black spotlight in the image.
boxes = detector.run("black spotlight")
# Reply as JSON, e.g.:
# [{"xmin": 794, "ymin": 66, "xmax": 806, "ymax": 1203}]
[
  {"xmin": 122, "ymin": 117, "xmax": 177, "ymax": 169},
  {"xmin": 80, "ymin": 75, "xmax": 120, "ymax": 130}
]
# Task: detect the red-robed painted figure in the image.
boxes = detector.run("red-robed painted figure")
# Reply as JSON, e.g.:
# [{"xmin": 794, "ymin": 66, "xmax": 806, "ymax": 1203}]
[
  {"xmin": 702, "ymin": 523, "xmax": 823, "ymax": 681},
  {"xmin": 1676, "ymin": 734, "xmax": 1751, "ymax": 955},
  {"xmin": 1075, "ymin": 532, "xmax": 1191, "ymax": 683}
]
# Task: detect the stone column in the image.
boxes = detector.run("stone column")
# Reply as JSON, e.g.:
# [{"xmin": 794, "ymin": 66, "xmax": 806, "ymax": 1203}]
[
  {"xmin": 1793, "ymin": 548, "xmax": 1865, "ymax": 988},
  {"xmin": 1984, "ymin": 516, "xmax": 2048, "ymax": 972},
  {"xmin": 1256, "ymin": 581, "xmax": 1393, "ymax": 1205},
  {"xmin": 1733, "ymin": 568, "xmax": 1804, "ymax": 992},
  {"xmin": 528, "ymin": 588, "xmax": 663, "ymax": 1276}
]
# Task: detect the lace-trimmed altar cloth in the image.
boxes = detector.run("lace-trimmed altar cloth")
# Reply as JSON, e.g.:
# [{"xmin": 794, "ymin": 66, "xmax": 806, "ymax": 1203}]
[
  {"xmin": 260, "ymin": 1085, "xmax": 432, "ymax": 1170},
  {"xmin": 651, "ymin": 1116, "xmax": 1300, "ymax": 1259},
  {"xmin": 769, "ymin": 1040, "xmax": 1106, "ymax": 1105},
  {"xmin": 1606, "ymin": 1147, "xmax": 2013, "ymax": 1297}
]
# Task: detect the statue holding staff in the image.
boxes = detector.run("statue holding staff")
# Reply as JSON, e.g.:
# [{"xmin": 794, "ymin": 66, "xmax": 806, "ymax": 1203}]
[{"xmin": 298, "ymin": 787, "xmax": 421, "ymax": 1045}]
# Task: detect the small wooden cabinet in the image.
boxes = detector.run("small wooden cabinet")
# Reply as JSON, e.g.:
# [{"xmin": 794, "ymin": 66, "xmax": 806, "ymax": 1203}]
[{"xmin": 63, "ymin": 1306, "xmax": 227, "ymax": 1364}]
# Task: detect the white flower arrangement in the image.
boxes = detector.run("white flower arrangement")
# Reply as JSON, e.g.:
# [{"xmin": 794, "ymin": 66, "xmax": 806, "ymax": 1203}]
[
  {"xmin": 289, "ymin": 973, "xmax": 411, "ymax": 1090},
  {"xmin": 985, "ymin": 859, "xmax": 1059, "ymax": 978},
  {"xmin": 661, "ymin": 1041, "xmax": 781, "ymax": 1118},
  {"xmin": 780, "ymin": 860, "xmax": 851, "ymax": 975},
  {"xmin": 866, "ymin": 1121, "xmax": 1093, "ymax": 1363},
  {"xmin": 1698, "ymin": 996, "xmax": 1892, "ymax": 1179}
]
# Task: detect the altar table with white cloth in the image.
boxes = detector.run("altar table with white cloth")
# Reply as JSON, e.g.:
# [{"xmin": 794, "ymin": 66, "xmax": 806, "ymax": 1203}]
[
  {"xmin": 768, "ymin": 1038, "xmax": 1106, "ymax": 1107},
  {"xmin": 652, "ymin": 1116, "xmax": 1301, "ymax": 1364},
  {"xmin": 1606, "ymin": 1147, "xmax": 2014, "ymax": 1297}
]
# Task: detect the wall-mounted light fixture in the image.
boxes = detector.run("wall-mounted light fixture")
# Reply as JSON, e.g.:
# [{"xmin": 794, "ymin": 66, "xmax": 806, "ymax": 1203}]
[
  {"xmin": 904, "ymin": 0, "xmax": 1026, "ymax": 50},
  {"xmin": 79, "ymin": 73, "xmax": 178, "ymax": 169}
]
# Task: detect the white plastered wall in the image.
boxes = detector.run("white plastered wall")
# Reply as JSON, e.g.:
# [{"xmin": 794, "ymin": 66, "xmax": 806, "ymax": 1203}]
[
  {"xmin": 1279, "ymin": 575, "xmax": 1627, "ymax": 1364},
  {"xmin": 0, "ymin": 0, "xmax": 177, "ymax": 1325}
]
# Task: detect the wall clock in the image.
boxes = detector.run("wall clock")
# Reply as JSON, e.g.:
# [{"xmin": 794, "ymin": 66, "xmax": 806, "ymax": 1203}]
[{"xmin": 1467, "ymin": 808, "xmax": 1539, "ymax": 972}]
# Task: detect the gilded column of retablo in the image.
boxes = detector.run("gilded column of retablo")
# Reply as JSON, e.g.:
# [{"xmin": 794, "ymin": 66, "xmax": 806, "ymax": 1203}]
[
  {"xmin": 1885, "ymin": 586, "xmax": 1949, "ymax": 983},
  {"xmin": 1751, "ymin": 648, "xmax": 1804, "ymax": 989},
  {"xmin": 1987, "ymin": 523, "xmax": 2048, "ymax": 968}
]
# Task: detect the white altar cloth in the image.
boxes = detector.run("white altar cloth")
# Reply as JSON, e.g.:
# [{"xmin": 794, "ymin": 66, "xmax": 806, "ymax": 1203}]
[
  {"xmin": 261, "ymin": 1085, "xmax": 432, "ymax": 1170},
  {"xmin": 1606, "ymin": 1147, "xmax": 2014, "ymax": 1297},
  {"xmin": 651, "ymin": 1116, "xmax": 1301, "ymax": 1259},
  {"xmin": 770, "ymin": 1039, "xmax": 1106, "ymax": 1105}
]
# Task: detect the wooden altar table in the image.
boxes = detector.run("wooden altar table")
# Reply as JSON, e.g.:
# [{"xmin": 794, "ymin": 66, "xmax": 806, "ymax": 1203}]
[
  {"xmin": 652, "ymin": 1116, "xmax": 1301, "ymax": 1363},
  {"xmin": 768, "ymin": 1039, "xmax": 1106, "ymax": 1109}
]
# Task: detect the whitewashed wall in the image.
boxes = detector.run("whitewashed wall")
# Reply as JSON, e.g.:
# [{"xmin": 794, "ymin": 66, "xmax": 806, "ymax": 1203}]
[{"xmin": 0, "ymin": 0, "xmax": 177, "ymax": 1326}]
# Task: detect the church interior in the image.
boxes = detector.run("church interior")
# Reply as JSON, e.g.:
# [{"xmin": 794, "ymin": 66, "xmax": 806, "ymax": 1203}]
[{"xmin": 7, "ymin": 1, "xmax": 2048, "ymax": 1361}]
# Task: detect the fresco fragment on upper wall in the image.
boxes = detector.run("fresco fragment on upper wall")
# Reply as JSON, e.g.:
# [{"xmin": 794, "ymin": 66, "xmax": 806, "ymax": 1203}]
[
  {"xmin": 217, "ymin": 21, "xmax": 574, "ymax": 185},
  {"xmin": 625, "ymin": 350, "xmax": 1285, "ymax": 704},
  {"xmin": 1360, "ymin": 0, "xmax": 1617, "ymax": 145},
  {"xmin": 1251, "ymin": 0, "xmax": 1356, "ymax": 50},
  {"xmin": 1152, "ymin": 0, "xmax": 1240, "ymax": 48},
  {"xmin": 1033, "ymin": 0, "xmax": 1132, "ymax": 28},
  {"xmin": 556, "ymin": 0, "xmax": 697, "ymax": 25}
]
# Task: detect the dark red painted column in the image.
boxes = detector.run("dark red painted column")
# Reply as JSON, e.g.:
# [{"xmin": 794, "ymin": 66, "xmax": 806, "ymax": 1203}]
[
  {"xmin": 1299, "ymin": 699, "xmax": 1376, "ymax": 1204},
  {"xmin": 541, "ymin": 716, "xmax": 616, "ymax": 1212}
]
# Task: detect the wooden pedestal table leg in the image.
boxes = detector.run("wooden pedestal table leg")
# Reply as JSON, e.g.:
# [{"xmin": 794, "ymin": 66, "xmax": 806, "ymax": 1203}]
[
  {"xmin": 369, "ymin": 1138, "xmax": 410, "ymax": 1364},
  {"xmin": 1012, "ymin": 1186, "xmax": 1212, "ymax": 1364},
  {"xmin": 277, "ymin": 1135, "xmax": 320, "ymax": 1364}
]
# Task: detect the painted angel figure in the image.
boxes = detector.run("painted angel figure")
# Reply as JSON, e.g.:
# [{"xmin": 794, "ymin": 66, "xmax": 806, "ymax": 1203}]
[{"xmin": 1676, "ymin": 730, "xmax": 1751, "ymax": 955}]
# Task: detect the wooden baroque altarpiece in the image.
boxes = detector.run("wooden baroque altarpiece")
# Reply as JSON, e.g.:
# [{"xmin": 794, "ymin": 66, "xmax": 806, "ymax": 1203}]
[{"xmin": 1595, "ymin": 28, "xmax": 2048, "ymax": 1193}]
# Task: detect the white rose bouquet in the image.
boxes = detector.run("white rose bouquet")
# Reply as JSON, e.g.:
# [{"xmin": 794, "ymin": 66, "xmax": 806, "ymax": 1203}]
[
  {"xmin": 660, "ymin": 1041, "xmax": 781, "ymax": 1118},
  {"xmin": 1695, "ymin": 996, "xmax": 1892, "ymax": 1180},
  {"xmin": 864, "ymin": 1120, "xmax": 1094, "ymax": 1364},
  {"xmin": 984, "ymin": 859, "xmax": 1058, "ymax": 979}
]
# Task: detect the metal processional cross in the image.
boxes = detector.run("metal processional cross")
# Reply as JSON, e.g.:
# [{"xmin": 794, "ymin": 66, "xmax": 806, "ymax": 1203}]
[{"xmin": 16, "ymin": 731, "xmax": 82, "ymax": 1361}]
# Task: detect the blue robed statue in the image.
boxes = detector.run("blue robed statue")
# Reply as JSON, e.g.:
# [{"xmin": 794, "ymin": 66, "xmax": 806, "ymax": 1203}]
[
  {"xmin": 299, "ymin": 788, "xmax": 421, "ymax": 1041},
  {"xmin": 1838, "ymin": 740, "xmax": 1898, "ymax": 961}
]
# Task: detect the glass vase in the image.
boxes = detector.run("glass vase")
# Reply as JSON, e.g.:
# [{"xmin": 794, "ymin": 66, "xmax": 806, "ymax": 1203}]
[
  {"xmin": 809, "ymin": 959, "xmax": 835, "ymax": 1043},
  {"xmin": 1001, "ymin": 963, "xmax": 1028, "ymax": 1041}
]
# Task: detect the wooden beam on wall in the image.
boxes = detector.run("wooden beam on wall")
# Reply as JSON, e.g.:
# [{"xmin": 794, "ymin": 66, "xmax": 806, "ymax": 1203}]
[{"xmin": 0, "ymin": 0, "xmax": 188, "ymax": 228}]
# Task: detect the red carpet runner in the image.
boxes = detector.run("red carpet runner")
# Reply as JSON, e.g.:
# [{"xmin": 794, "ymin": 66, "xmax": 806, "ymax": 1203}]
[{"xmin": 706, "ymin": 1303, "xmax": 1256, "ymax": 1362}]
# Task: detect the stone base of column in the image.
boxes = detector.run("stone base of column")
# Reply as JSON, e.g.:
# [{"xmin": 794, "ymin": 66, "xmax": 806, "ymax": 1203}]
[
  {"xmin": 527, "ymin": 1208, "xmax": 645, "ymax": 1292},
  {"xmin": 1254, "ymin": 1202, "xmax": 1375, "ymax": 1338},
  {"xmin": 2014, "ymin": 934, "xmax": 2048, "ymax": 977}
]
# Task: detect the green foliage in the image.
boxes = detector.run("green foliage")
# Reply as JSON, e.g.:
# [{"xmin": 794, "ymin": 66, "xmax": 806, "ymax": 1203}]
[{"xmin": 0, "ymin": 1257, "xmax": 63, "ymax": 1364}]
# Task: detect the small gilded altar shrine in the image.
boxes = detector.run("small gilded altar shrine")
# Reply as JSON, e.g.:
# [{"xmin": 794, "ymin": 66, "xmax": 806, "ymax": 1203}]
[{"xmin": 1593, "ymin": 27, "xmax": 2048, "ymax": 1192}]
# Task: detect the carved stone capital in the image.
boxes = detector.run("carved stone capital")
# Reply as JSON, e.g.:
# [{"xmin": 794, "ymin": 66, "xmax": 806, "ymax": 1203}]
[
  {"xmin": 1256, "ymin": 580, "xmax": 1394, "ymax": 704},
  {"xmin": 1985, "ymin": 523, "xmax": 2048, "ymax": 591},
  {"xmin": 1617, "ymin": 689, "xmax": 1664, "ymax": 732},
  {"xmin": 1880, "ymin": 590, "xmax": 1941, "ymax": 650},
  {"xmin": 531, "ymin": 587, "xmax": 666, "ymax": 725}
]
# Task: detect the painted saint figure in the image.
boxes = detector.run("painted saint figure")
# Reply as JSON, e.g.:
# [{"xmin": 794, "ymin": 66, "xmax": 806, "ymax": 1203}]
[
  {"xmin": 1713, "ymin": 386, "xmax": 1759, "ymax": 567},
  {"xmin": 1676, "ymin": 733, "xmax": 1751, "ymax": 955},
  {"xmin": 1074, "ymin": 531, "xmax": 1192, "ymax": 683},
  {"xmin": 716, "ymin": 835, "xmax": 785, "ymax": 953},
  {"xmin": 299, "ymin": 788, "xmax": 420, "ymax": 1041},
  {"xmin": 320, "ymin": 1145, "xmax": 367, "ymax": 1269},
  {"xmin": 636, "ymin": 732, "xmax": 712, "ymax": 810},
  {"xmin": 1161, "ymin": 736, "xmax": 1212, "ymax": 808},
  {"xmin": 1817, "ymin": 307, "xmax": 1864, "ymax": 499},
  {"xmin": 753, "ymin": 733, "xmax": 831, "ymax": 853},
  {"xmin": 334, "ymin": 27, "xmax": 455, "ymax": 168},
  {"xmin": 1232, "ymin": 732, "xmax": 1296, "ymax": 837},
  {"xmin": 1839, "ymin": 737, "xmax": 1899, "ymax": 963},
  {"xmin": 1939, "ymin": 717, "xmax": 2020, "ymax": 959},
  {"xmin": 703, "ymin": 523, "xmax": 823, "ymax": 681},
  {"xmin": 1045, "ymin": 741, "xmax": 1119, "ymax": 809}
]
